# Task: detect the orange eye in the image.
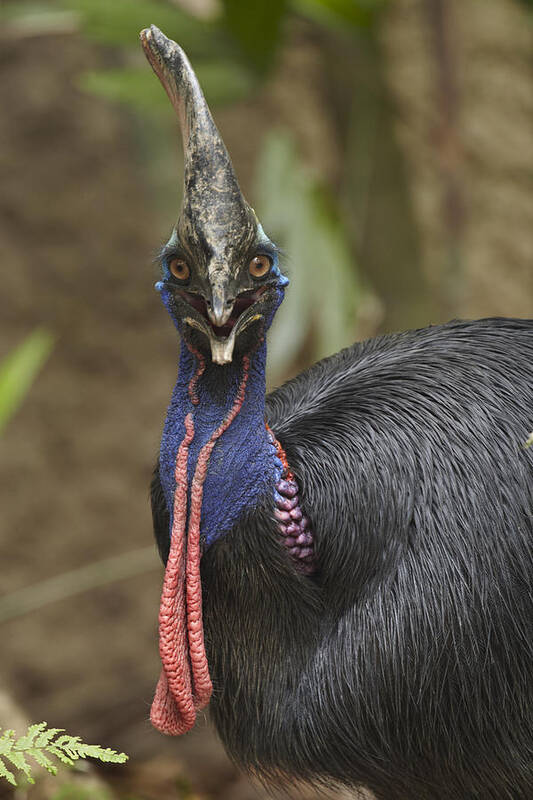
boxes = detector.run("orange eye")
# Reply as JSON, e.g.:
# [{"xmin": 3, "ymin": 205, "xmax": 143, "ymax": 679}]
[
  {"xmin": 249, "ymin": 255, "xmax": 271, "ymax": 279},
  {"xmin": 169, "ymin": 258, "xmax": 190, "ymax": 282}
]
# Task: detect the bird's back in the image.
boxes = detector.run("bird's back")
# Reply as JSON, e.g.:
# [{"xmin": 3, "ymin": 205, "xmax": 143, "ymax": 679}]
[{"xmin": 202, "ymin": 318, "xmax": 533, "ymax": 799}]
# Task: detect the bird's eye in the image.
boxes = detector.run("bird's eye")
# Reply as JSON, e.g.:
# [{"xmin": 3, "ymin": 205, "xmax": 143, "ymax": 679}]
[
  {"xmin": 169, "ymin": 258, "xmax": 190, "ymax": 282},
  {"xmin": 249, "ymin": 255, "xmax": 271, "ymax": 279}
]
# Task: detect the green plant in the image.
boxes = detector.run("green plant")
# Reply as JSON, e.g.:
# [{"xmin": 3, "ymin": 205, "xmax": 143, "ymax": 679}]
[
  {"xmin": 51, "ymin": 785, "xmax": 114, "ymax": 800},
  {"xmin": 0, "ymin": 722, "xmax": 128, "ymax": 787},
  {"xmin": 0, "ymin": 329, "xmax": 53, "ymax": 435},
  {"xmin": 257, "ymin": 131, "xmax": 360, "ymax": 381}
]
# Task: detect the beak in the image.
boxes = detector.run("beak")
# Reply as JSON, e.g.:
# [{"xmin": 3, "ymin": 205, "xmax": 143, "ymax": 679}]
[
  {"xmin": 181, "ymin": 286, "xmax": 267, "ymax": 366},
  {"xmin": 208, "ymin": 283, "xmax": 234, "ymax": 328}
]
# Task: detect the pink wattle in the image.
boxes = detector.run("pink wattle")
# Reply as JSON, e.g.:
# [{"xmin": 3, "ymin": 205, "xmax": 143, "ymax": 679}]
[{"xmin": 150, "ymin": 355, "xmax": 251, "ymax": 735}]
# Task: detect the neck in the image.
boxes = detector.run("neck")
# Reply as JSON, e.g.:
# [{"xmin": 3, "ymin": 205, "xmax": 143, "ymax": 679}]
[{"xmin": 159, "ymin": 340, "xmax": 280, "ymax": 548}]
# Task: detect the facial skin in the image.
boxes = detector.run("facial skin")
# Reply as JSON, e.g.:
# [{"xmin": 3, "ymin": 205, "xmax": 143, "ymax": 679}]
[{"xmin": 156, "ymin": 227, "xmax": 288, "ymax": 364}]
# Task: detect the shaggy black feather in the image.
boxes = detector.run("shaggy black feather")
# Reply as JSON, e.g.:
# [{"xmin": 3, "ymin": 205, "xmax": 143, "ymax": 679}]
[{"xmin": 151, "ymin": 317, "xmax": 533, "ymax": 800}]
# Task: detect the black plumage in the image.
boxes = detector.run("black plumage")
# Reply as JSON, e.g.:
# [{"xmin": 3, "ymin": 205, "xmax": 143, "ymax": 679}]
[{"xmin": 152, "ymin": 317, "xmax": 533, "ymax": 800}]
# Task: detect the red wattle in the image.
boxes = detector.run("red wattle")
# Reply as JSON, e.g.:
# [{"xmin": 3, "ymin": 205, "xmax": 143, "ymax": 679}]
[
  {"xmin": 150, "ymin": 355, "xmax": 251, "ymax": 736},
  {"xmin": 150, "ymin": 413, "xmax": 196, "ymax": 734}
]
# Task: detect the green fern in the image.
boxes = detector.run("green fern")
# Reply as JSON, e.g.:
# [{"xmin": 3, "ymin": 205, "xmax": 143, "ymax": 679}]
[{"xmin": 0, "ymin": 722, "xmax": 128, "ymax": 786}]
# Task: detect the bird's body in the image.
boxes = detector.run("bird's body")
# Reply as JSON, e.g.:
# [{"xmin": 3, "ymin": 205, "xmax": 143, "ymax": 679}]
[
  {"xmin": 140, "ymin": 26, "xmax": 533, "ymax": 800},
  {"xmin": 152, "ymin": 317, "xmax": 533, "ymax": 799}
]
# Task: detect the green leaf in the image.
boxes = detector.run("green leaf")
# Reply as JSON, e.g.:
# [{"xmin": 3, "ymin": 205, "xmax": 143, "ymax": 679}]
[
  {"xmin": 53, "ymin": 735, "xmax": 79, "ymax": 750},
  {"xmin": 0, "ymin": 758, "xmax": 16, "ymax": 787},
  {"xmin": 193, "ymin": 60, "xmax": 255, "ymax": 105},
  {"xmin": 77, "ymin": 745, "xmax": 128, "ymax": 763},
  {"xmin": 27, "ymin": 748, "xmax": 57, "ymax": 775},
  {"xmin": 4, "ymin": 750, "xmax": 33, "ymax": 783},
  {"xmin": 0, "ymin": 723, "xmax": 128, "ymax": 786},
  {"xmin": 78, "ymin": 68, "xmax": 170, "ymax": 113},
  {"xmin": 306, "ymin": 185, "xmax": 360, "ymax": 361},
  {"xmin": 292, "ymin": 0, "xmax": 387, "ymax": 30},
  {"xmin": 78, "ymin": 60, "xmax": 254, "ymax": 113},
  {"xmin": 52, "ymin": 0, "xmax": 212, "ymax": 51},
  {"xmin": 221, "ymin": 0, "xmax": 288, "ymax": 74},
  {"xmin": 15, "ymin": 722, "xmax": 47, "ymax": 750},
  {"xmin": 35, "ymin": 727, "xmax": 65, "ymax": 748},
  {"xmin": 51, "ymin": 785, "xmax": 114, "ymax": 800},
  {"xmin": 0, "ymin": 329, "xmax": 53, "ymax": 435},
  {"xmin": 0, "ymin": 729, "xmax": 15, "ymax": 753},
  {"xmin": 46, "ymin": 746, "xmax": 75, "ymax": 767},
  {"xmin": 255, "ymin": 130, "xmax": 360, "ymax": 381}
]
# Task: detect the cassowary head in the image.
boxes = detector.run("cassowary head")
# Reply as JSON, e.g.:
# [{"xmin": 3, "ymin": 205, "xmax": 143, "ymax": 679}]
[{"xmin": 140, "ymin": 25, "xmax": 288, "ymax": 365}]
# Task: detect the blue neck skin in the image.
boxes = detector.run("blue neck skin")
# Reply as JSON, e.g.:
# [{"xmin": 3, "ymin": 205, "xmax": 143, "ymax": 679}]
[{"xmin": 158, "ymin": 287, "xmax": 287, "ymax": 550}]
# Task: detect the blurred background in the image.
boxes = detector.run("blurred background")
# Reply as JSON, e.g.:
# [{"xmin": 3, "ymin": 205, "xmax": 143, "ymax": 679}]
[{"xmin": 0, "ymin": 0, "xmax": 532, "ymax": 797}]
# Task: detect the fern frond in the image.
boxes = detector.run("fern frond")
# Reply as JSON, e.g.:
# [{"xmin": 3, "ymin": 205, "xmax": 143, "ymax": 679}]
[
  {"xmin": 35, "ymin": 727, "xmax": 64, "ymax": 748},
  {"xmin": 16, "ymin": 721, "xmax": 48, "ymax": 750},
  {"xmin": 46, "ymin": 746, "xmax": 75, "ymax": 767},
  {"xmin": 0, "ymin": 728, "xmax": 15, "ymax": 748},
  {"xmin": 3, "ymin": 748, "xmax": 34, "ymax": 784},
  {"xmin": 77, "ymin": 745, "xmax": 127, "ymax": 763},
  {"xmin": 0, "ymin": 722, "xmax": 128, "ymax": 787},
  {"xmin": 0, "ymin": 757, "xmax": 16, "ymax": 786},
  {"xmin": 26, "ymin": 747, "xmax": 57, "ymax": 774}
]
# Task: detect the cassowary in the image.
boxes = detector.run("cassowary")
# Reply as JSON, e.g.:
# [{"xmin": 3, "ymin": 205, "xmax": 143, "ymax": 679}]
[{"xmin": 140, "ymin": 26, "xmax": 533, "ymax": 800}]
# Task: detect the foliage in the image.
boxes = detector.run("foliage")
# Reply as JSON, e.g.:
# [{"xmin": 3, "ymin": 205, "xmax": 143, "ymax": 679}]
[
  {"xmin": 258, "ymin": 131, "xmax": 360, "ymax": 380},
  {"xmin": 0, "ymin": 722, "xmax": 127, "ymax": 787},
  {"xmin": 51, "ymin": 785, "xmax": 114, "ymax": 800},
  {"xmin": 221, "ymin": 0, "xmax": 288, "ymax": 74},
  {"xmin": 524, "ymin": 432, "xmax": 533, "ymax": 449},
  {"xmin": 0, "ymin": 329, "xmax": 53, "ymax": 436},
  {"xmin": 3, "ymin": 0, "xmax": 386, "ymax": 108},
  {"xmin": 52, "ymin": 0, "xmax": 212, "ymax": 49},
  {"xmin": 293, "ymin": 0, "xmax": 387, "ymax": 30},
  {"xmin": 78, "ymin": 59, "xmax": 254, "ymax": 112}
]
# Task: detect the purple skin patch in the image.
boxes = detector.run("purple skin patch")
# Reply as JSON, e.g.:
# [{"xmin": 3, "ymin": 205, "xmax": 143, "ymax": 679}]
[{"xmin": 267, "ymin": 429, "xmax": 316, "ymax": 575}]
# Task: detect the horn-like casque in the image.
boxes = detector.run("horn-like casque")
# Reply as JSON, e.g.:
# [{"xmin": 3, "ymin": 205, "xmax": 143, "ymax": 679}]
[{"xmin": 140, "ymin": 25, "xmax": 257, "ymax": 275}]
